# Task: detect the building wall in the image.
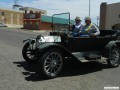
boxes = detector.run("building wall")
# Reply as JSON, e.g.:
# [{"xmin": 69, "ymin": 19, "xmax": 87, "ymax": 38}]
[
  {"xmin": 23, "ymin": 11, "xmax": 41, "ymax": 30},
  {"xmin": 0, "ymin": 8, "xmax": 23, "ymax": 28},
  {"xmin": 40, "ymin": 23, "xmax": 68, "ymax": 30},
  {"xmin": 100, "ymin": 3, "xmax": 107, "ymax": 30},
  {"xmin": 41, "ymin": 22, "xmax": 52, "ymax": 30},
  {"xmin": 23, "ymin": 19, "xmax": 41, "ymax": 30},
  {"xmin": 105, "ymin": 3, "xmax": 120, "ymax": 30},
  {"xmin": 100, "ymin": 2, "xmax": 120, "ymax": 30}
]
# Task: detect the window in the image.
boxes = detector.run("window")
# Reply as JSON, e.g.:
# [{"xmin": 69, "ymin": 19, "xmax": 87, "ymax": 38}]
[
  {"xmin": 25, "ymin": 13, "xmax": 35, "ymax": 19},
  {"xmin": 1, "ymin": 12, "xmax": 5, "ymax": 16},
  {"xmin": 11, "ymin": 13, "xmax": 13, "ymax": 24},
  {"xmin": 17, "ymin": 14, "xmax": 20, "ymax": 25}
]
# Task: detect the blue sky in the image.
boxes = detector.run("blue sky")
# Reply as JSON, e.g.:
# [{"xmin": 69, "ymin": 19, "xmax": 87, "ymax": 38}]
[{"xmin": 0, "ymin": 0, "xmax": 120, "ymax": 24}]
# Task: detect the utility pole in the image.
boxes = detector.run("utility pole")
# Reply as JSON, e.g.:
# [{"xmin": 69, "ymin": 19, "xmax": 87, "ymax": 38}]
[
  {"xmin": 89, "ymin": 0, "xmax": 91, "ymax": 17},
  {"xmin": 97, "ymin": 16, "xmax": 99, "ymax": 27}
]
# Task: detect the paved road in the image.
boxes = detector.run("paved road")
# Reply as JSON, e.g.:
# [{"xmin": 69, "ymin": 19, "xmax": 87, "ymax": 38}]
[{"xmin": 0, "ymin": 28, "xmax": 120, "ymax": 90}]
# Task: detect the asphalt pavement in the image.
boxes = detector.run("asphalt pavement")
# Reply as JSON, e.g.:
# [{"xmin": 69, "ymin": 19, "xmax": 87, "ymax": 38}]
[{"xmin": 0, "ymin": 27, "xmax": 120, "ymax": 90}]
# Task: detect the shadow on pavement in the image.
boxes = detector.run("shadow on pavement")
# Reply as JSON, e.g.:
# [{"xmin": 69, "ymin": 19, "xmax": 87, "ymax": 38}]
[{"xmin": 13, "ymin": 59, "xmax": 111, "ymax": 81}]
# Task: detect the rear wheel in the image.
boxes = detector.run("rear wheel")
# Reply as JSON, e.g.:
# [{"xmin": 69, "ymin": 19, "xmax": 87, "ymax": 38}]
[
  {"xmin": 22, "ymin": 42, "xmax": 37, "ymax": 63},
  {"xmin": 107, "ymin": 47, "xmax": 120, "ymax": 67},
  {"xmin": 40, "ymin": 49, "xmax": 63, "ymax": 78}
]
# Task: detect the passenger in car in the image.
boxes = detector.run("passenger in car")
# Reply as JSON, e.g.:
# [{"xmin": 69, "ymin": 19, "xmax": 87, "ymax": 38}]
[
  {"xmin": 69, "ymin": 16, "xmax": 83, "ymax": 37},
  {"xmin": 80, "ymin": 17, "xmax": 100, "ymax": 37}
]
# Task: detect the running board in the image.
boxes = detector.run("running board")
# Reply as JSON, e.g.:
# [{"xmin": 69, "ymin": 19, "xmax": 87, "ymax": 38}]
[
  {"xmin": 85, "ymin": 54, "xmax": 101, "ymax": 60},
  {"xmin": 72, "ymin": 52, "xmax": 107, "ymax": 62}
]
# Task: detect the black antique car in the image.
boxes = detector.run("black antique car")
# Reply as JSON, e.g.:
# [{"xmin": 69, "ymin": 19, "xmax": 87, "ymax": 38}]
[{"xmin": 22, "ymin": 13, "xmax": 120, "ymax": 78}]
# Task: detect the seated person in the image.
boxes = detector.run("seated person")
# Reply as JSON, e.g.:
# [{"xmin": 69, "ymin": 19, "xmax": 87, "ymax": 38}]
[
  {"xmin": 80, "ymin": 17, "xmax": 100, "ymax": 37},
  {"xmin": 69, "ymin": 16, "xmax": 83, "ymax": 37}
]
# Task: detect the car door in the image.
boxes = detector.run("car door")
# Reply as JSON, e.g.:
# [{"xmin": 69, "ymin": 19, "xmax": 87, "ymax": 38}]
[
  {"xmin": 64, "ymin": 37, "xmax": 77, "ymax": 52},
  {"xmin": 75, "ymin": 37, "xmax": 97, "ymax": 51},
  {"xmin": 64, "ymin": 36, "xmax": 116, "ymax": 52},
  {"xmin": 64, "ymin": 37, "xmax": 95, "ymax": 52},
  {"xmin": 75, "ymin": 37, "xmax": 115, "ymax": 52}
]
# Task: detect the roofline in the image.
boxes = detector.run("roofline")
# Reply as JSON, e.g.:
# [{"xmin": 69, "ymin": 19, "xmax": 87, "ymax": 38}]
[
  {"xmin": 0, "ymin": 7, "xmax": 24, "ymax": 13},
  {"xmin": 102, "ymin": 2, "xmax": 120, "ymax": 6},
  {"xmin": 108, "ymin": 2, "xmax": 120, "ymax": 5},
  {"xmin": 19, "ymin": 7, "xmax": 47, "ymax": 14}
]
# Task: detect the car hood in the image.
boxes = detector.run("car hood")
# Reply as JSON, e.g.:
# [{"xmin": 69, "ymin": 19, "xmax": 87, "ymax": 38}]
[{"xmin": 40, "ymin": 36, "xmax": 61, "ymax": 42}]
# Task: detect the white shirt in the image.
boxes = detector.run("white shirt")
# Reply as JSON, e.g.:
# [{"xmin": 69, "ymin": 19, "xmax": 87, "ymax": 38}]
[
  {"xmin": 81, "ymin": 23, "xmax": 100, "ymax": 36},
  {"xmin": 74, "ymin": 23, "xmax": 83, "ymax": 33}
]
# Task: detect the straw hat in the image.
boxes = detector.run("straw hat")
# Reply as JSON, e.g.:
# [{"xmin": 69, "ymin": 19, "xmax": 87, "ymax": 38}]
[
  {"xmin": 85, "ymin": 17, "xmax": 91, "ymax": 20},
  {"xmin": 75, "ymin": 16, "xmax": 81, "ymax": 20}
]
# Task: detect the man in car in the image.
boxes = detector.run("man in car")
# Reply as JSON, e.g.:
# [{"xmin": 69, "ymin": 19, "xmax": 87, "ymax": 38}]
[
  {"xmin": 69, "ymin": 16, "xmax": 83, "ymax": 37},
  {"xmin": 80, "ymin": 17, "xmax": 100, "ymax": 37}
]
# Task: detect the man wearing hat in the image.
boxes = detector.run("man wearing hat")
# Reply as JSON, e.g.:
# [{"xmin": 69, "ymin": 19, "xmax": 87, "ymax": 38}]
[
  {"xmin": 70, "ymin": 16, "xmax": 83, "ymax": 37},
  {"xmin": 80, "ymin": 17, "xmax": 100, "ymax": 37}
]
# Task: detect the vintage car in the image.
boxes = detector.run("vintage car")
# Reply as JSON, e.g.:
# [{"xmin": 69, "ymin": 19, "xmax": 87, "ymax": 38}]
[{"xmin": 22, "ymin": 13, "xmax": 120, "ymax": 78}]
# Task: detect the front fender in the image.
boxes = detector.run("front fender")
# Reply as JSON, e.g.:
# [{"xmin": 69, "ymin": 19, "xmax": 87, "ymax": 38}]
[
  {"xmin": 37, "ymin": 42, "xmax": 78, "ymax": 60},
  {"xmin": 103, "ymin": 40, "xmax": 120, "ymax": 57},
  {"xmin": 38, "ymin": 43, "xmax": 69, "ymax": 53}
]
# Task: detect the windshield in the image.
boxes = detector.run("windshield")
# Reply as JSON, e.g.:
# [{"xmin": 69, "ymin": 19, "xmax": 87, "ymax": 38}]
[{"xmin": 52, "ymin": 12, "xmax": 71, "ymax": 33}]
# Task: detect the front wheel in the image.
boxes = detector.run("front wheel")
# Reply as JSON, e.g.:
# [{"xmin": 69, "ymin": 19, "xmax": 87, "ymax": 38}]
[
  {"xmin": 40, "ymin": 49, "xmax": 63, "ymax": 78},
  {"xmin": 107, "ymin": 47, "xmax": 120, "ymax": 67},
  {"xmin": 22, "ymin": 42, "xmax": 37, "ymax": 63}
]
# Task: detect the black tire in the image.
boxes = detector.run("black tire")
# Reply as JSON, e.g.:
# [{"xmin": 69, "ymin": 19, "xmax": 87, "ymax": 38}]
[
  {"xmin": 22, "ymin": 42, "xmax": 37, "ymax": 63},
  {"xmin": 40, "ymin": 48, "xmax": 63, "ymax": 78},
  {"xmin": 107, "ymin": 46, "xmax": 120, "ymax": 67}
]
